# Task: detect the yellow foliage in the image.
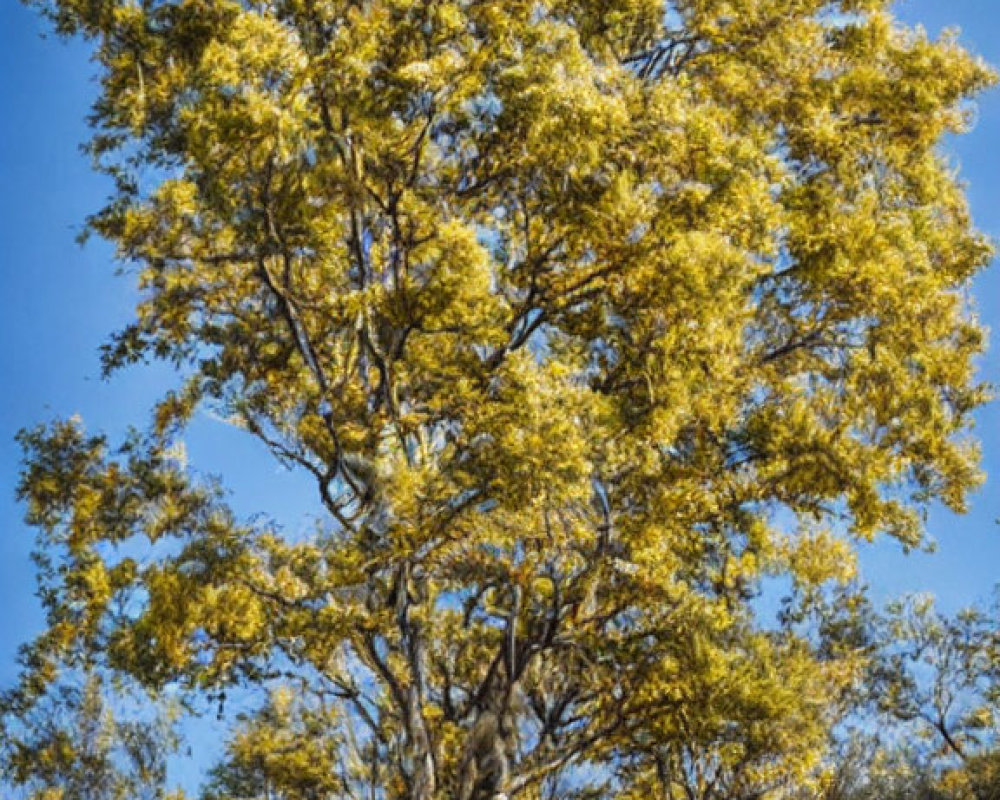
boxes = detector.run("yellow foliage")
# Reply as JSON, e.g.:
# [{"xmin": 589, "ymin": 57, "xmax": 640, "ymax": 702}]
[{"xmin": 8, "ymin": 0, "xmax": 994, "ymax": 797}]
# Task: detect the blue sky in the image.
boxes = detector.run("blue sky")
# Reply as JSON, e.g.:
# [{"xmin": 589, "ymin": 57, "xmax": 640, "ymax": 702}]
[
  {"xmin": 0, "ymin": 3, "xmax": 324, "ymax": 691},
  {"xmin": 0, "ymin": 0, "xmax": 998, "ymax": 784}
]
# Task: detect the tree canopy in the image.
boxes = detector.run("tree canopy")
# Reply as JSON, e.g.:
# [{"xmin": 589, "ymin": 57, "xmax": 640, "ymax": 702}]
[{"xmin": 2, "ymin": 1, "xmax": 996, "ymax": 799}]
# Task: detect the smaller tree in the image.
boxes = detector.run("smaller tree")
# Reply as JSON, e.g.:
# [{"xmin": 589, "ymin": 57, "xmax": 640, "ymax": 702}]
[
  {"xmin": 1, "ymin": 671, "xmax": 179, "ymax": 800},
  {"xmin": 825, "ymin": 737, "xmax": 949, "ymax": 800},
  {"xmin": 875, "ymin": 593, "xmax": 1000, "ymax": 766},
  {"xmin": 615, "ymin": 630, "xmax": 850, "ymax": 800},
  {"xmin": 201, "ymin": 686, "xmax": 349, "ymax": 800},
  {"xmin": 819, "ymin": 590, "xmax": 1000, "ymax": 800}
]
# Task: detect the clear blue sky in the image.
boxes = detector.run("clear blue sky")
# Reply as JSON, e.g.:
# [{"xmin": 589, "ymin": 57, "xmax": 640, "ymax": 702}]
[
  {"xmin": 0, "ymin": 4, "xmax": 324, "ymax": 694},
  {"xmin": 0, "ymin": 0, "xmax": 998, "ymax": 781}
]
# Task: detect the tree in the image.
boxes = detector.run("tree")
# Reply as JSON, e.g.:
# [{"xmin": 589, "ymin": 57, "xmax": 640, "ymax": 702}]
[
  {"xmin": 0, "ymin": 670, "xmax": 178, "ymax": 800},
  {"xmin": 6, "ymin": 0, "xmax": 994, "ymax": 798},
  {"xmin": 811, "ymin": 589, "xmax": 1000, "ymax": 800},
  {"xmin": 870, "ymin": 592, "xmax": 1000, "ymax": 800},
  {"xmin": 877, "ymin": 593, "xmax": 999, "ymax": 764}
]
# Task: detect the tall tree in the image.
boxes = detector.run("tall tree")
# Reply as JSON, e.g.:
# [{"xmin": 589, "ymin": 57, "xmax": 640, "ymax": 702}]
[{"xmin": 6, "ymin": 1, "xmax": 994, "ymax": 798}]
